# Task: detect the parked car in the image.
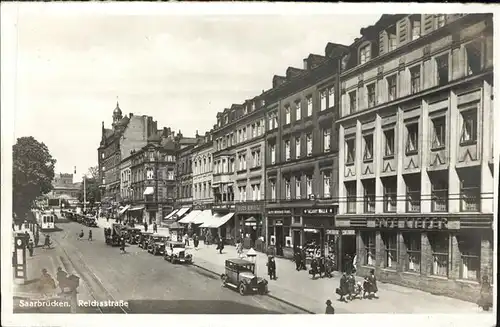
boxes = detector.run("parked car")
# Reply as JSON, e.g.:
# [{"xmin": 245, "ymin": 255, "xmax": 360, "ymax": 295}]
[
  {"xmin": 164, "ymin": 241, "xmax": 192, "ymax": 264},
  {"xmin": 147, "ymin": 235, "xmax": 170, "ymax": 255},
  {"xmin": 105, "ymin": 223, "xmax": 124, "ymax": 246},
  {"xmin": 138, "ymin": 232, "xmax": 153, "ymax": 249},
  {"xmin": 220, "ymin": 259, "xmax": 268, "ymax": 296}
]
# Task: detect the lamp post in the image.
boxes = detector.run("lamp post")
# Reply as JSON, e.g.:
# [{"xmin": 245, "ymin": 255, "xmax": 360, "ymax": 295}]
[{"xmin": 83, "ymin": 174, "xmax": 87, "ymax": 213}]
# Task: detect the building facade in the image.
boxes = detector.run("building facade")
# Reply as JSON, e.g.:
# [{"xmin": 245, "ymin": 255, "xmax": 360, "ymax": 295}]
[
  {"xmin": 264, "ymin": 49, "xmax": 346, "ymax": 258},
  {"xmin": 48, "ymin": 173, "xmax": 80, "ymax": 200},
  {"xmin": 212, "ymin": 98, "xmax": 267, "ymax": 245},
  {"xmin": 336, "ymin": 14, "xmax": 493, "ymax": 301},
  {"xmin": 175, "ymin": 132, "xmax": 199, "ymax": 209},
  {"xmin": 192, "ymin": 132, "xmax": 214, "ymax": 209}
]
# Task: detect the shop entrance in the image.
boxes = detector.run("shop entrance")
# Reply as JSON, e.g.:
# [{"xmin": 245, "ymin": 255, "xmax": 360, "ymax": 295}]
[
  {"xmin": 340, "ymin": 234, "xmax": 356, "ymax": 272},
  {"xmin": 293, "ymin": 230, "xmax": 301, "ymax": 248},
  {"xmin": 275, "ymin": 225, "xmax": 284, "ymax": 256}
]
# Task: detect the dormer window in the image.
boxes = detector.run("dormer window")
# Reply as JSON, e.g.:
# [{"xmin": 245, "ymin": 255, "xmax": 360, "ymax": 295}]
[
  {"xmin": 244, "ymin": 105, "xmax": 248, "ymax": 115},
  {"xmin": 251, "ymin": 102, "xmax": 256, "ymax": 111},
  {"xmin": 224, "ymin": 116, "xmax": 229, "ymax": 124},
  {"xmin": 387, "ymin": 25, "xmax": 397, "ymax": 51},
  {"xmin": 436, "ymin": 14, "xmax": 446, "ymax": 28},
  {"xmin": 411, "ymin": 15, "xmax": 421, "ymax": 40},
  {"xmin": 359, "ymin": 44, "xmax": 371, "ymax": 65}
]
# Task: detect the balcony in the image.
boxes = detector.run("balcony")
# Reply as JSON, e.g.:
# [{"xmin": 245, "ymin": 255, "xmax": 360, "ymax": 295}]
[
  {"xmin": 213, "ymin": 173, "xmax": 232, "ymax": 184},
  {"xmin": 460, "ymin": 187, "xmax": 481, "ymax": 212}
]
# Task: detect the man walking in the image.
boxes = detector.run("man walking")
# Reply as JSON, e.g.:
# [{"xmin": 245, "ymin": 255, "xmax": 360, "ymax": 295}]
[
  {"xmin": 28, "ymin": 239, "xmax": 34, "ymax": 257},
  {"xmin": 144, "ymin": 221, "xmax": 148, "ymax": 232},
  {"xmin": 88, "ymin": 229, "xmax": 93, "ymax": 241},
  {"xmin": 153, "ymin": 222, "xmax": 158, "ymax": 233},
  {"xmin": 56, "ymin": 267, "xmax": 68, "ymax": 294}
]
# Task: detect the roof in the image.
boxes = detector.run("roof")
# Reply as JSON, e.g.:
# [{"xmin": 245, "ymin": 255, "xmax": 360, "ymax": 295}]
[{"xmin": 226, "ymin": 258, "xmax": 254, "ymax": 265}]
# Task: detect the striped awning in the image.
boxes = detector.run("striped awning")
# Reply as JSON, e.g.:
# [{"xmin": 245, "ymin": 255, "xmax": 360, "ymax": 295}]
[
  {"xmin": 164, "ymin": 209, "xmax": 179, "ymax": 220},
  {"xmin": 178, "ymin": 210, "xmax": 202, "ymax": 224},
  {"xmin": 201, "ymin": 212, "xmax": 234, "ymax": 228}
]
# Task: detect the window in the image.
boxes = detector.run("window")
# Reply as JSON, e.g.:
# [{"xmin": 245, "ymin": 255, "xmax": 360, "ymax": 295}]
[
  {"xmin": 466, "ymin": 41, "xmax": 482, "ymax": 75},
  {"xmin": 285, "ymin": 178, "xmax": 291, "ymax": 200},
  {"xmin": 363, "ymin": 179, "xmax": 375, "ymax": 213},
  {"xmin": 251, "ymin": 185, "xmax": 256, "ymax": 201},
  {"xmin": 295, "ymin": 101, "xmax": 301, "ymax": 121},
  {"xmin": 363, "ymin": 134, "xmax": 373, "ymax": 162},
  {"xmin": 345, "ymin": 138, "xmax": 355, "ymax": 164},
  {"xmin": 230, "ymin": 157, "xmax": 235, "ymax": 173},
  {"xmin": 405, "ymin": 123, "xmax": 419, "ymax": 155},
  {"xmin": 306, "ymin": 133, "xmax": 313, "ymax": 156},
  {"xmin": 270, "ymin": 181, "xmax": 276, "ymax": 201},
  {"xmin": 255, "ymin": 122, "xmax": 261, "ymax": 136},
  {"xmin": 349, "ymin": 91, "xmax": 357, "ymax": 114},
  {"xmin": 460, "ymin": 109, "xmax": 477, "ymax": 145},
  {"xmin": 256, "ymin": 183, "xmax": 261, "ymax": 201},
  {"xmin": 410, "ymin": 66, "xmax": 421, "ymax": 94},
  {"xmin": 328, "ymin": 87, "xmax": 335, "ymax": 108},
  {"xmin": 323, "ymin": 173, "xmax": 331, "ymax": 198},
  {"xmin": 285, "ymin": 105, "xmax": 291, "ymax": 125},
  {"xmin": 411, "ymin": 16, "xmax": 421, "ymax": 40},
  {"xmin": 362, "ymin": 232, "xmax": 376, "ymax": 266},
  {"xmin": 431, "ymin": 117, "xmax": 446, "ymax": 149},
  {"xmin": 146, "ymin": 168, "xmax": 154, "ymax": 180},
  {"xmin": 270, "ymin": 144, "xmax": 276, "ymax": 164},
  {"xmin": 295, "ymin": 136, "xmax": 301, "ymax": 158},
  {"xmin": 306, "ymin": 175, "xmax": 313, "ymax": 198},
  {"xmin": 404, "ymin": 233, "xmax": 421, "ymax": 273},
  {"xmin": 431, "ymin": 173, "xmax": 448, "ymax": 212},
  {"xmin": 243, "ymin": 127, "xmax": 247, "ymax": 141},
  {"xmin": 267, "ymin": 115, "xmax": 273, "ymax": 131},
  {"xmin": 320, "ymin": 90, "xmax": 327, "ymax": 111},
  {"xmin": 367, "ymin": 83, "xmax": 376, "ymax": 107},
  {"xmin": 346, "ymin": 182, "xmax": 356, "ymax": 213},
  {"xmin": 323, "ymin": 129, "xmax": 331, "ymax": 152},
  {"xmin": 273, "ymin": 114, "xmax": 278, "ymax": 129},
  {"xmin": 383, "ymin": 177, "xmax": 397, "ymax": 212},
  {"xmin": 436, "ymin": 54, "xmax": 449, "ymax": 86},
  {"xmin": 406, "ymin": 175, "xmax": 421, "ymax": 212},
  {"xmin": 167, "ymin": 170, "xmax": 174, "ymax": 180},
  {"xmin": 436, "ymin": 14, "xmax": 446, "ymax": 28},
  {"xmin": 387, "ymin": 25, "xmax": 397, "ymax": 51},
  {"xmin": 460, "ymin": 170, "xmax": 481, "ymax": 212},
  {"xmin": 429, "ymin": 232, "xmax": 449, "ymax": 277},
  {"xmin": 384, "ymin": 129, "xmax": 395, "ymax": 157},
  {"xmin": 255, "ymin": 151, "xmax": 260, "ymax": 167},
  {"xmin": 383, "ymin": 233, "xmax": 398, "ymax": 269},
  {"xmin": 387, "ymin": 75, "xmax": 397, "ymax": 101},
  {"xmin": 295, "ymin": 179, "xmax": 301, "ymax": 199},
  {"xmin": 306, "ymin": 96, "xmax": 313, "ymax": 116},
  {"xmin": 458, "ymin": 234, "xmax": 480, "ymax": 281},
  {"xmin": 359, "ymin": 44, "xmax": 371, "ymax": 64},
  {"xmin": 285, "ymin": 140, "xmax": 291, "ymax": 161}
]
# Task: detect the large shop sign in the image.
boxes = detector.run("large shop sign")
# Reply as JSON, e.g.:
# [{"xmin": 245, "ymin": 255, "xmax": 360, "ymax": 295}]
[
  {"xmin": 235, "ymin": 203, "xmax": 264, "ymax": 213},
  {"xmin": 326, "ymin": 229, "xmax": 355, "ymax": 235},
  {"xmin": 368, "ymin": 217, "xmax": 451, "ymax": 229},
  {"xmin": 303, "ymin": 208, "xmax": 335, "ymax": 215},
  {"xmin": 268, "ymin": 209, "xmax": 292, "ymax": 215}
]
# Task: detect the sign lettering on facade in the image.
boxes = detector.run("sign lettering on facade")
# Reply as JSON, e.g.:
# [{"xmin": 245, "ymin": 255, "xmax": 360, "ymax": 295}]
[
  {"xmin": 303, "ymin": 208, "xmax": 334, "ymax": 215},
  {"xmin": 326, "ymin": 230, "xmax": 338, "ymax": 235},
  {"xmin": 342, "ymin": 230, "xmax": 356, "ymax": 235},
  {"xmin": 275, "ymin": 220, "xmax": 283, "ymax": 226},
  {"xmin": 372, "ymin": 217, "xmax": 449, "ymax": 230},
  {"xmin": 268, "ymin": 209, "xmax": 292, "ymax": 215},
  {"xmin": 236, "ymin": 203, "xmax": 263, "ymax": 213}
]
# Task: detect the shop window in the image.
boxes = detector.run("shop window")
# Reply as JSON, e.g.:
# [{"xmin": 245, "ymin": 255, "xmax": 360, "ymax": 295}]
[
  {"xmin": 405, "ymin": 122, "xmax": 419, "ymax": 155},
  {"xmin": 431, "ymin": 116, "xmax": 446, "ymax": 149},
  {"xmin": 436, "ymin": 54, "xmax": 449, "ymax": 86},
  {"xmin": 363, "ymin": 134, "xmax": 373, "ymax": 162},
  {"xmin": 383, "ymin": 177, "xmax": 397, "ymax": 212},
  {"xmin": 460, "ymin": 108, "xmax": 477, "ymax": 145},
  {"xmin": 404, "ymin": 232, "xmax": 421, "ymax": 273},
  {"xmin": 457, "ymin": 234, "xmax": 481, "ymax": 281},
  {"xmin": 428, "ymin": 232, "xmax": 449, "ymax": 277},
  {"xmin": 362, "ymin": 232, "xmax": 376, "ymax": 266},
  {"xmin": 346, "ymin": 181, "xmax": 357, "ymax": 213},
  {"xmin": 363, "ymin": 179, "xmax": 375, "ymax": 213},
  {"xmin": 384, "ymin": 129, "xmax": 395, "ymax": 157},
  {"xmin": 382, "ymin": 232, "xmax": 398, "ymax": 269}
]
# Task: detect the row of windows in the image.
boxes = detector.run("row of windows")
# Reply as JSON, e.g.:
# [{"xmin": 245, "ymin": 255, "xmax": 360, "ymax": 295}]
[
  {"xmin": 269, "ymin": 173, "xmax": 332, "ymax": 201},
  {"xmin": 345, "ymin": 168, "xmax": 481, "ymax": 214},
  {"xmin": 217, "ymin": 99, "xmax": 266, "ymax": 128},
  {"xmin": 193, "ymin": 155, "xmax": 212, "ymax": 175},
  {"xmin": 193, "ymin": 182, "xmax": 213, "ymax": 200},
  {"xmin": 213, "ymin": 148, "xmax": 263, "ymax": 175},
  {"xmin": 361, "ymin": 231, "xmax": 481, "ymax": 281},
  {"xmin": 215, "ymin": 119, "xmax": 266, "ymax": 152},
  {"xmin": 344, "ymin": 107, "xmax": 478, "ymax": 165}
]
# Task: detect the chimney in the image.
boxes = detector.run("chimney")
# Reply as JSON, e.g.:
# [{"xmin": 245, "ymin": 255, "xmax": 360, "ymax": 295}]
[
  {"xmin": 303, "ymin": 58, "xmax": 308, "ymax": 70},
  {"xmin": 129, "ymin": 113, "xmax": 133, "ymax": 118}
]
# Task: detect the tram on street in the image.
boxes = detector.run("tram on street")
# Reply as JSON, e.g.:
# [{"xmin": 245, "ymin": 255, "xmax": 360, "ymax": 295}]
[{"xmin": 36, "ymin": 211, "xmax": 57, "ymax": 231}]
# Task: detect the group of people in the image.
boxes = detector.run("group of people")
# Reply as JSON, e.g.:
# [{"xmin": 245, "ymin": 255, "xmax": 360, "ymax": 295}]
[
  {"xmin": 77, "ymin": 229, "xmax": 93, "ymax": 241},
  {"xmin": 336, "ymin": 269, "xmax": 378, "ymax": 302},
  {"xmin": 36, "ymin": 267, "xmax": 79, "ymax": 297},
  {"xmin": 292, "ymin": 244, "xmax": 335, "ymax": 279}
]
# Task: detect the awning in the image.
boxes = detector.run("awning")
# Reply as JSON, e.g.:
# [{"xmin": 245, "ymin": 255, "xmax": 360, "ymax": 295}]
[
  {"xmin": 175, "ymin": 207, "xmax": 190, "ymax": 219},
  {"xmin": 245, "ymin": 216, "xmax": 257, "ymax": 226},
  {"xmin": 191, "ymin": 210, "xmax": 213, "ymax": 225},
  {"xmin": 129, "ymin": 205, "xmax": 145, "ymax": 212},
  {"xmin": 118, "ymin": 205, "xmax": 131, "ymax": 215},
  {"xmin": 164, "ymin": 209, "xmax": 179, "ymax": 220},
  {"xmin": 178, "ymin": 210, "xmax": 202, "ymax": 224},
  {"xmin": 201, "ymin": 212, "xmax": 234, "ymax": 228},
  {"xmin": 143, "ymin": 187, "xmax": 154, "ymax": 195}
]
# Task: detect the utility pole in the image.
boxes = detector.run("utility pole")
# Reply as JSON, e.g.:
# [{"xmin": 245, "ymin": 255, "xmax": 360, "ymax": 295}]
[{"xmin": 83, "ymin": 174, "xmax": 87, "ymax": 213}]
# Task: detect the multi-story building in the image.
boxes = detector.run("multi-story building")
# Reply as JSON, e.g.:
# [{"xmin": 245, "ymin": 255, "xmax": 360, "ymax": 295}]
[
  {"xmin": 191, "ymin": 132, "xmax": 214, "ymax": 210},
  {"xmin": 175, "ymin": 132, "xmax": 199, "ymax": 209},
  {"xmin": 125, "ymin": 128, "xmax": 177, "ymax": 224},
  {"xmin": 264, "ymin": 48, "xmax": 347, "ymax": 258},
  {"xmin": 336, "ymin": 14, "xmax": 493, "ymax": 301},
  {"xmin": 48, "ymin": 173, "xmax": 81, "ymax": 201},
  {"xmin": 98, "ymin": 103, "xmax": 159, "ymax": 212},
  {"xmin": 211, "ymin": 98, "xmax": 267, "ymax": 245}
]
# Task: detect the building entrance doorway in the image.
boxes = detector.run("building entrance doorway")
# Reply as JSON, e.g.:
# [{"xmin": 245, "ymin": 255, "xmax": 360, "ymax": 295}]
[
  {"xmin": 293, "ymin": 230, "xmax": 301, "ymax": 248},
  {"xmin": 275, "ymin": 225, "xmax": 284, "ymax": 256},
  {"xmin": 340, "ymin": 234, "xmax": 356, "ymax": 272}
]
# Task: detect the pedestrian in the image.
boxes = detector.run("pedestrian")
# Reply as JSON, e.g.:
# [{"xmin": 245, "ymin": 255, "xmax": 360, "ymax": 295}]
[
  {"xmin": 193, "ymin": 234, "xmax": 199, "ymax": 250},
  {"xmin": 337, "ymin": 272, "xmax": 349, "ymax": 302},
  {"xmin": 300, "ymin": 247, "xmax": 307, "ymax": 270},
  {"xmin": 34, "ymin": 230, "xmax": 39, "ymax": 248},
  {"xmin": 37, "ymin": 268, "xmax": 56, "ymax": 297},
  {"xmin": 56, "ymin": 267, "xmax": 68, "ymax": 294},
  {"xmin": 78, "ymin": 230, "xmax": 84, "ymax": 241},
  {"xmin": 120, "ymin": 237, "xmax": 126, "ymax": 254},
  {"xmin": 267, "ymin": 255, "xmax": 277, "ymax": 280},
  {"xmin": 153, "ymin": 222, "xmax": 158, "ymax": 233},
  {"xmin": 183, "ymin": 233, "xmax": 190, "ymax": 246},
  {"xmin": 352, "ymin": 254, "xmax": 358, "ymax": 274},
  {"xmin": 144, "ymin": 221, "xmax": 148, "ymax": 232},
  {"xmin": 106, "ymin": 215, "xmax": 109, "ymax": 223},
  {"xmin": 28, "ymin": 239, "xmax": 34, "ymax": 257},
  {"xmin": 43, "ymin": 234, "xmax": 52, "ymax": 249},
  {"xmin": 325, "ymin": 299, "xmax": 335, "ymax": 314},
  {"xmin": 477, "ymin": 275, "xmax": 493, "ymax": 311},
  {"xmin": 88, "ymin": 229, "xmax": 93, "ymax": 241},
  {"xmin": 236, "ymin": 241, "xmax": 244, "ymax": 258},
  {"xmin": 218, "ymin": 237, "xmax": 224, "ymax": 254},
  {"xmin": 363, "ymin": 269, "xmax": 378, "ymax": 299}
]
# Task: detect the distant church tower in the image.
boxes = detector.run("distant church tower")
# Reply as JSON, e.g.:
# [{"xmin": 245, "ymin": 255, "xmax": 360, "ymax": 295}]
[{"xmin": 112, "ymin": 100, "xmax": 123, "ymax": 129}]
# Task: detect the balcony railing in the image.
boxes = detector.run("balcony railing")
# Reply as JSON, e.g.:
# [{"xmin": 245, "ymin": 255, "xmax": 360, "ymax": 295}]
[
  {"xmin": 432, "ymin": 189, "xmax": 448, "ymax": 212},
  {"xmin": 461, "ymin": 187, "xmax": 481, "ymax": 212},
  {"xmin": 406, "ymin": 190, "xmax": 421, "ymax": 212}
]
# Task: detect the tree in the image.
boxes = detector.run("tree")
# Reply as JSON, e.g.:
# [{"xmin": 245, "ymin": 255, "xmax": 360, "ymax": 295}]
[
  {"xmin": 13, "ymin": 136, "xmax": 56, "ymax": 221},
  {"xmin": 77, "ymin": 177, "xmax": 101, "ymax": 210},
  {"xmin": 88, "ymin": 166, "xmax": 99, "ymax": 179}
]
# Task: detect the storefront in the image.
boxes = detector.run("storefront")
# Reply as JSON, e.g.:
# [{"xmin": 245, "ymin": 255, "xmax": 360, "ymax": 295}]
[
  {"xmin": 267, "ymin": 209, "xmax": 292, "ymax": 258},
  {"xmin": 235, "ymin": 202, "xmax": 265, "ymax": 250},
  {"xmin": 127, "ymin": 205, "xmax": 145, "ymax": 223}
]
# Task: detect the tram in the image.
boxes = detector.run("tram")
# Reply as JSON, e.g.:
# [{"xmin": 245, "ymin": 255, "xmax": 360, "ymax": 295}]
[{"xmin": 36, "ymin": 210, "xmax": 57, "ymax": 231}]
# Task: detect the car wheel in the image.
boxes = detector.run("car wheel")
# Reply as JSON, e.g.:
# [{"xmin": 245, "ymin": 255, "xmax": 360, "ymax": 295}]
[{"xmin": 238, "ymin": 283, "xmax": 246, "ymax": 296}]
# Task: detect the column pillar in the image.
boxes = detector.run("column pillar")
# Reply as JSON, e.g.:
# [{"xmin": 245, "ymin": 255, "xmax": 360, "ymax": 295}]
[
  {"xmin": 397, "ymin": 231, "xmax": 406, "ymax": 272},
  {"xmin": 448, "ymin": 90, "xmax": 460, "ymax": 213},
  {"xmin": 338, "ymin": 125, "xmax": 346, "ymax": 214},
  {"xmin": 480, "ymin": 80, "xmax": 493, "ymax": 213},
  {"xmin": 374, "ymin": 114, "xmax": 383, "ymax": 214},
  {"xmin": 396, "ymin": 107, "xmax": 406, "ymax": 213},
  {"xmin": 356, "ymin": 120, "xmax": 363, "ymax": 213},
  {"xmin": 420, "ymin": 99, "xmax": 431, "ymax": 213}
]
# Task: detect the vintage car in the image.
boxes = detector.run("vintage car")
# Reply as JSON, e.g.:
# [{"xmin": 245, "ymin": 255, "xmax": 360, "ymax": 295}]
[
  {"xmin": 147, "ymin": 235, "xmax": 170, "ymax": 255},
  {"xmin": 105, "ymin": 223, "xmax": 124, "ymax": 246},
  {"xmin": 221, "ymin": 259, "xmax": 268, "ymax": 296},
  {"xmin": 83, "ymin": 215, "xmax": 98, "ymax": 227},
  {"xmin": 126, "ymin": 228, "xmax": 142, "ymax": 244},
  {"xmin": 164, "ymin": 241, "xmax": 192, "ymax": 264},
  {"xmin": 138, "ymin": 232, "xmax": 154, "ymax": 249}
]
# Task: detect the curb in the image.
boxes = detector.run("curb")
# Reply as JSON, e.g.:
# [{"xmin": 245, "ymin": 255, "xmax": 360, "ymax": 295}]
[{"xmin": 192, "ymin": 262, "xmax": 315, "ymax": 314}]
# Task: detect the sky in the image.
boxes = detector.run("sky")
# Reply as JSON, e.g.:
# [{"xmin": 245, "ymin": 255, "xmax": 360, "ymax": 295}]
[{"xmin": 9, "ymin": 4, "xmax": 381, "ymax": 178}]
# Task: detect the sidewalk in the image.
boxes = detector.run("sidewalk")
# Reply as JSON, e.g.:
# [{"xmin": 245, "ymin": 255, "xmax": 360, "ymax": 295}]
[
  {"xmin": 97, "ymin": 218, "xmax": 170, "ymax": 235},
  {"xmin": 190, "ymin": 244, "xmax": 482, "ymax": 314}
]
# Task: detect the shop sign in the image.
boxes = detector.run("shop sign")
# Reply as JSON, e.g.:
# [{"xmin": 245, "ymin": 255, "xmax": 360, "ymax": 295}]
[
  {"xmin": 212, "ymin": 204, "xmax": 235, "ymax": 210},
  {"xmin": 304, "ymin": 228, "xmax": 319, "ymax": 233},
  {"xmin": 235, "ymin": 203, "xmax": 264, "ymax": 213},
  {"xmin": 326, "ymin": 230, "xmax": 339, "ymax": 235},
  {"xmin": 341, "ymin": 229, "xmax": 356, "ymax": 235},
  {"xmin": 275, "ymin": 220, "xmax": 283, "ymax": 226},
  {"xmin": 373, "ymin": 217, "xmax": 449, "ymax": 230},
  {"xmin": 303, "ymin": 208, "xmax": 334, "ymax": 215},
  {"xmin": 268, "ymin": 209, "xmax": 292, "ymax": 215}
]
